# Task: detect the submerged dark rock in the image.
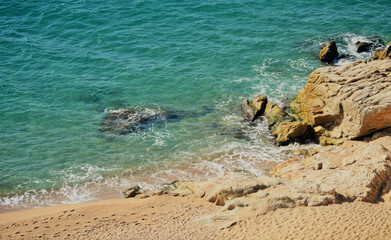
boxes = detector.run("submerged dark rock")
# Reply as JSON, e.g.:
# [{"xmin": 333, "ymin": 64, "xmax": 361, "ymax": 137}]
[
  {"xmin": 356, "ymin": 36, "xmax": 385, "ymax": 54},
  {"xmin": 100, "ymin": 109, "xmax": 180, "ymax": 134},
  {"xmin": 355, "ymin": 41, "xmax": 374, "ymax": 53},
  {"xmin": 100, "ymin": 106, "xmax": 215, "ymax": 135}
]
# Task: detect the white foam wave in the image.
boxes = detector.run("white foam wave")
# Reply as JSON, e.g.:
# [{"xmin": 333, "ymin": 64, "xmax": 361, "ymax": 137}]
[
  {"xmin": 252, "ymin": 58, "xmax": 280, "ymax": 77},
  {"xmin": 319, "ymin": 33, "xmax": 385, "ymax": 66},
  {"xmin": 1, "ymin": 101, "xmax": 319, "ymax": 211},
  {"xmin": 230, "ymin": 76, "xmax": 261, "ymax": 83}
]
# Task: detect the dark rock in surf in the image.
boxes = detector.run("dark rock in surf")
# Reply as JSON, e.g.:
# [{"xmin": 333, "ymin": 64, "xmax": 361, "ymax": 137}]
[
  {"xmin": 355, "ymin": 41, "xmax": 374, "ymax": 53},
  {"xmin": 319, "ymin": 41, "xmax": 339, "ymax": 63}
]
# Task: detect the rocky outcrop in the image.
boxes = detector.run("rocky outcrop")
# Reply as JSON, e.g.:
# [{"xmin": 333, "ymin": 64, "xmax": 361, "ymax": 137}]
[
  {"xmin": 273, "ymin": 136, "xmax": 391, "ymax": 202},
  {"xmin": 319, "ymin": 41, "xmax": 339, "ymax": 63},
  {"xmin": 356, "ymin": 41, "xmax": 371, "ymax": 53},
  {"xmin": 167, "ymin": 136, "xmax": 391, "ymax": 228},
  {"xmin": 290, "ymin": 59, "xmax": 391, "ymax": 144},
  {"xmin": 240, "ymin": 95, "xmax": 268, "ymax": 121},
  {"xmin": 370, "ymin": 41, "xmax": 391, "ymax": 61}
]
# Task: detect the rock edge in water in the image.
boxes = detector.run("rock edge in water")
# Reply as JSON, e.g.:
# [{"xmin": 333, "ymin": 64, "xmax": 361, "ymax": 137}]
[{"xmin": 243, "ymin": 58, "xmax": 391, "ymax": 146}]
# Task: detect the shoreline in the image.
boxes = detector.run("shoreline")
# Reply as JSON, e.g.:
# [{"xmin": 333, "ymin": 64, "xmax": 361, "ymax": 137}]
[
  {"xmin": 1, "ymin": 195, "xmax": 391, "ymax": 239},
  {"xmin": 1, "ymin": 144, "xmax": 304, "ymax": 213},
  {"xmin": 1, "ymin": 41, "xmax": 390, "ymax": 238}
]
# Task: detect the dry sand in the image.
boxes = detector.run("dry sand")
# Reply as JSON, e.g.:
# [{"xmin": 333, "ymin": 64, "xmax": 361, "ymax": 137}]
[{"xmin": 1, "ymin": 195, "xmax": 391, "ymax": 240}]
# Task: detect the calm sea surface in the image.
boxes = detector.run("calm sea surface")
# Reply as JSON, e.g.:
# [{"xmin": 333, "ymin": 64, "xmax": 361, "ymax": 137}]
[{"xmin": 1, "ymin": 0, "xmax": 390, "ymax": 210}]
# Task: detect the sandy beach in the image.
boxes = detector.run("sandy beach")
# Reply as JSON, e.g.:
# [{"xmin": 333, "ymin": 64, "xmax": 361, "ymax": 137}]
[{"xmin": 1, "ymin": 195, "xmax": 391, "ymax": 240}]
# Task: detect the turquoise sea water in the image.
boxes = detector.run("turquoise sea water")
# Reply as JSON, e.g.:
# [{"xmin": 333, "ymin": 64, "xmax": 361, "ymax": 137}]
[{"xmin": 1, "ymin": 0, "xmax": 390, "ymax": 210}]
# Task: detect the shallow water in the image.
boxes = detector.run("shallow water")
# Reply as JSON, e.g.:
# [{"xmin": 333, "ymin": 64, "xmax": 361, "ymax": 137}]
[{"xmin": 1, "ymin": 0, "xmax": 390, "ymax": 210}]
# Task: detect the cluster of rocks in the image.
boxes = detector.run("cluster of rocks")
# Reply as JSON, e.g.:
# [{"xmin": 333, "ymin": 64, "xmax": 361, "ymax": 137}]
[
  {"xmin": 242, "ymin": 56, "xmax": 391, "ymax": 146},
  {"xmin": 319, "ymin": 38, "xmax": 389, "ymax": 64},
  {"xmin": 370, "ymin": 41, "xmax": 391, "ymax": 61},
  {"xmin": 241, "ymin": 94, "xmax": 312, "ymax": 145},
  {"xmin": 100, "ymin": 107, "xmax": 214, "ymax": 135}
]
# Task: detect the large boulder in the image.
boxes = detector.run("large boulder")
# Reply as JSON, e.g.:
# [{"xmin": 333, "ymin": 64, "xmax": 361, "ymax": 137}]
[
  {"xmin": 241, "ymin": 95, "xmax": 268, "ymax": 121},
  {"xmin": 290, "ymin": 59, "xmax": 391, "ymax": 144},
  {"xmin": 319, "ymin": 41, "xmax": 339, "ymax": 63},
  {"xmin": 264, "ymin": 102, "xmax": 286, "ymax": 129},
  {"xmin": 370, "ymin": 41, "xmax": 391, "ymax": 61},
  {"xmin": 272, "ymin": 120, "xmax": 309, "ymax": 145}
]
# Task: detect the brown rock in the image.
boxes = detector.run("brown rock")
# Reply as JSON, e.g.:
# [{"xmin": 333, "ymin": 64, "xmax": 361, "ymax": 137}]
[
  {"xmin": 264, "ymin": 102, "xmax": 286, "ymax": 129},
  {"xmin": 370, "ymin": 41, "xmax": 391, "ymax": 61},
  {"xmin": 291, "ymin": 59, "xmax": 391, "ymax": 144},
  {"xmin": 319, "ymin": 41, "xmax": 339, "ymax": 63},
  {"xmin": 123, "ymin": 186, "xmax": 141, "ymax": 198},
  {"xmin": 241, "ymin": 95, "xmax": 268, "ymax": 121},
  {"xmin": 272, "ymin": 120, "xmax": 309, "ymax": 145}
]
